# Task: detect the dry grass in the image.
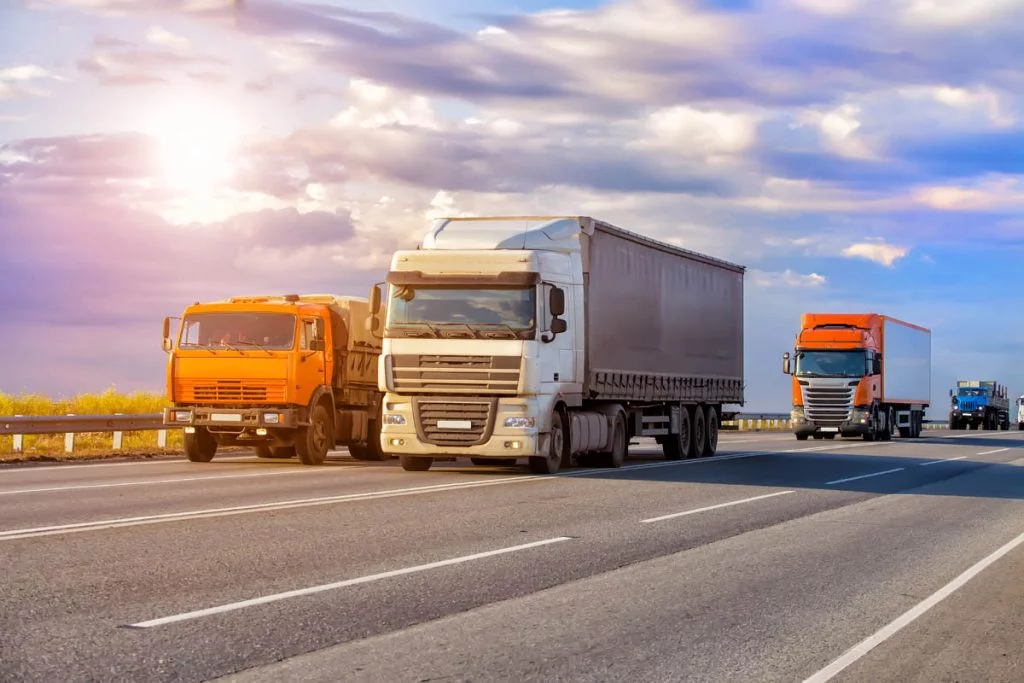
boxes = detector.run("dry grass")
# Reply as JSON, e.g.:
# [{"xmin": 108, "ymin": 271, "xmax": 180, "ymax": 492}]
[{"xmin": 0, "ymin": 388, "xmax": 183, "ymax": 457}]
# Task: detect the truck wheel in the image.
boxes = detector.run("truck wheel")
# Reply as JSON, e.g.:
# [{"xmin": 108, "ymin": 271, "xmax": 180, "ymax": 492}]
[
  {"xmin": 184, "ymin": 427, "xmax": 217, "ymax": 463},
  {"xmin": 254, "ymin": 444, "xmax": 274, "ymax": 458},
  {"xmin": 529, "ymin": 410, "xmax": 565, "ymax": 474},
  {"xmin": 795, "ymin": 434, "xmax": 809, "ymax": 441},
  {"xmin": 400, "ymin": 456, "xmax": 433, "ymax": 471},
  {"xmin": 691, "ymin": 405, "xmax": 707, "ymax": 457},
  {"xmin": 350, "ymin": 401, "xmax": 389, "ymax": 461},
  {"xmin": 881, "ymin": 408, "xmax": 893, "ymax": 441},
  {"xmin": 600, "ymin": 414, "xmax": 627, "ymax": 468},
  {"xmin": 662, "ymin": 407, "xmax": 692, "ymax": 460},
  {"xmin": 296, "ymin": 403, "xmax": 332, "ymax": 466},
  {"xmin": 701, "ymin": 405, "xmax": 718, "ymax": 457}
]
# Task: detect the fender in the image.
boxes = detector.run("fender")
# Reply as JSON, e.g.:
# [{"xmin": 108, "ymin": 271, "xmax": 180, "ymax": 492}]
[{"xmin": 306, "ymin": 385, "xmax": 336, "ymax": 425}]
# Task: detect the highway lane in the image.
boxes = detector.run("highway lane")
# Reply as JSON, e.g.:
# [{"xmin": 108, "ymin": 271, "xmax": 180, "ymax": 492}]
[{"xmin": 1, "ymin": 430, "xmax": 1022, "ymax": 682}]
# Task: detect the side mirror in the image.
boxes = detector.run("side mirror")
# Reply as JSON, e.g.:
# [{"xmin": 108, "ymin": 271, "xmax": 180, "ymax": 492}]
[
  {"xmin": 370, "ymin": 282, "xmax": 383, "ymax": 314},
  {"xmin": 782, "ymin": 352, "xmax": 791, "ymax": 375},
  {"xmin": 551, "ymin": 318, "xmax": 567, "ymax": 334},
  {"xmin": 949, "ymin": 389, "xmax": 953, "ymax": 397},
  {"xmin": 162, "ymin": 316, "xmax": 172, "ymax": 352},
  {"xmin": 310, "ymin": 339, "xmax": 325, "ymax": 352},
  {"xmin": 549, "ymin": 287, "xmax": 565, "ymax": 317}
]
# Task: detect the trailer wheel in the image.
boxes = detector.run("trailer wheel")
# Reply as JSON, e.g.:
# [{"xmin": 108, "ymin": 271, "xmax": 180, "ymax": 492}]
[
  {"xmin": 701, "ymin": 405, "xmax": 718, "ymax": 458},
  {"xmin": 691, "ymin": 405, "xmax": 707, "ymax": 457},
  {"xmin": 296, "ymin": 402, "xmax": 332, "ymax": 466},
  {"xmin": 881, "ymin": 408, "xmax": 893, "ymax": 441},
  {"xmin": 184, "ymin": 427, "xmax": 217, "ymax": 463},
  {"xmin": 254, "ymin": 444, "xmax": 274, "ymax": 458},
  {"xmin": 600, "ymin": 414, "xmax": 627, "ymax": 468},
  {"xmin": 662, "ymin": 406, "xmax": 692, "ymax": 460},
  {"xmin": 530, "ymin": 410, "xmax": 565, "ymax": 474},
  {"xmin": 400, "ymin": 456, "xmax": 433, "ymax": 471}
]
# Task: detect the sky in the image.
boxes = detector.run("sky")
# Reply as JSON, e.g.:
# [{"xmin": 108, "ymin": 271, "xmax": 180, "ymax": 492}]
[{"xmin": 1, "ymin": 0, "xmax": 1023, "ymax": 413}]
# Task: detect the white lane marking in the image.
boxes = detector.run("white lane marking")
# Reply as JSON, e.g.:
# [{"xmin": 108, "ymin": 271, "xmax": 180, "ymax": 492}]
[
  {"xmin": 825, "ymin": 468, "xmax": 905, "ymax": 485},
  {"xmin": 919, "ymin": 456, "xmax": 968, "ymax": 466},
  {"xmin": 0, "ymin": 476, "xmax": 547, "ymax": 541},
  {"xmin": 803, "ymin": 527, "xmax": 1024, "ymax": 683},
  {"xmin": 126, "ymin": 536, "xmax": 573, "ymax": 628},
  {"xmin": 0, "ymin": 469, "xmax": 329, "ymax": 496},
  {"xmin": 640, "ymin": 490, "xmax": 795, "ymax": 523},
  {"xmin": 977, "ymin": 447, "xmax": 1010, "ymax": 456}
]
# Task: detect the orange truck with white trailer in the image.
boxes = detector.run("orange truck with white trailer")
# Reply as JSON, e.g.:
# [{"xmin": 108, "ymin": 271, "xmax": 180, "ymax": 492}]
[
  {"xmin": 782, "ymin": 313, "xmax": 931, "ymax": 441},
  {"xmin": 162, "ymin": 294, "xmax": 385, "ymax": 465}
]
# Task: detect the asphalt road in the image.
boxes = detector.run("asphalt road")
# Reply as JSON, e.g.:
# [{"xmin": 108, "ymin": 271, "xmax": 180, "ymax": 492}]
[{"xmin": 2, "ymin": 429, "xmax": 1023, "ymax": 682}]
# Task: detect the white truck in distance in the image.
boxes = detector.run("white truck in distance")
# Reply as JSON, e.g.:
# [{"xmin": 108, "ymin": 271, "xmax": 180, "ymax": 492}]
[
  {"xmin": 1017, "ymin": 395, "xmax": 1024, "ymax": 431},
  {"xmin": 368, "ymin": 216, "xmax": 746, "ymax": 474}
]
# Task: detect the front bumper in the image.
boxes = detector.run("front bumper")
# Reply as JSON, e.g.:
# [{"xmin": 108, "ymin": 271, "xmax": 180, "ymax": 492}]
[
  {"xmin": 163, "ymin": 406, "xmax": 301, "ymax": 430},
  {"xmin": 791, "ymin": 407, "xmax": 871, "ymax": 437},
  {"xmin": 379, "ymin": 395, "xmax": 543, "ymax": 458}
]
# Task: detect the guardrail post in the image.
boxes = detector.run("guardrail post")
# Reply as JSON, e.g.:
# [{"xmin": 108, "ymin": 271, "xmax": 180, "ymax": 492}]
[
  {"xmin": 157, "ymin": 429, "xmax": 167, "ymax": 448},
  {"xmin": 113, "ymin": 413, "xmax": 123, "ymax": 450},
  {"xmin": 64, "ymin": 413, "xmax": 75, "ymax": 454},
  {"xmin": 12, "ymin": 414, "xmax": 23, "ymax": 453}
]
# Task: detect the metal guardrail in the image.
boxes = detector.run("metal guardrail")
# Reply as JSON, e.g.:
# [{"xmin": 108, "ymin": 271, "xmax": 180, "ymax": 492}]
[
  {"xmin": 0, "ymin": 411, "xmax": 941, "ymax": 454},
  {"xmin": 0, "ymin": 414, "xmax": 168, "ymax": 454}
]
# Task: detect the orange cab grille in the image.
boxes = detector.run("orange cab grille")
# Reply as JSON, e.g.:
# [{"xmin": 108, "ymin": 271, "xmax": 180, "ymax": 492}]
[{"xmin": 176, "ymin": 379, "xmax": 287, "ymax": 403}]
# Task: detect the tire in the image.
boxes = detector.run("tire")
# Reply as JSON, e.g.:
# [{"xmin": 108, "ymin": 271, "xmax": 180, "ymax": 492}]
[
  {"xmin": 601, "ymin": 414, "xmax": 627, "ymax": 468},
  {"xmin": 662, "ymin": 406, "xmax": 692, "ymax": 460},
  {"xmin": 254, "ymin": 444, "xmax": 274, "ymax": 458},
  {"xmin": 701, "ymin": 405, "xmax": 719, "ymax": 458},
  {"xmin": 400, "ymin": 455, "xmax": 432, "ymax": 471},
  {"xmin": 296, "ymin": 402, "xmax": 332, "ymax": 466},
  {"xmin": 691, "ymin": 405, "xmax": 707, "ymax": 457},
  {"xmin": 530, "ymin": 410, "xmax": 565, "ymax": 474},
  {"xmin": 273, "ymin": 446, "xmax": 296, "ymax": 458},
  {"xmin": 880, "ymin": 408, "xmax": 893, "ymax": 441},
  {"xmin": 795, "ymin": 433, "xmax": 809, "ymax": 441},
  {"xmin": 184, "ymin": 427, "xmax": 217, "ymax": 463},
  {"xmin": 255, "ymin": 444, "xmax": 293, "ymax": 458},
  {"xmin": 349, "ymin": 400, "xmax": 389, "ymax": 461}
]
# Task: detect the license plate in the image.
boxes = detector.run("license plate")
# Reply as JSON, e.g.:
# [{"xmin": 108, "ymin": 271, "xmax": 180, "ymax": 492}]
[
  {"xmin": 820, "ymin": 427, "xmax": 839, "ymax": 433},
  {"xmin": 210, "ymin": 413, "xmax": 243, "ymax": 423},
  {"xmin": 438, "ymin": 419, "xmax": 472, "ymax": 430}
]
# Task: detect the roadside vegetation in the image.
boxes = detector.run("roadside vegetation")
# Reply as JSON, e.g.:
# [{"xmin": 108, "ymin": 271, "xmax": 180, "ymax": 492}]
[{"xmin": 0, "ymin": 388, "xmax": 182, "ymax": 458}]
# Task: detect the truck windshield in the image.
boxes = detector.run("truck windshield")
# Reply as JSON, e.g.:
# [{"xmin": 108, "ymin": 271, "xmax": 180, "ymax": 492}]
[
  {"xmin": 795, "ymin": 350, "xmax": 865, "ymax": 377},
  {"xmin": 178, "ymin": 312, "xmax": 296, "ymax": 350},
  {"xmin": 957, "ymin": 388, "xmax": 986, "ymax": 396},
  {"xmin": 387, "ymin": 286, "xmax": 535, "ymax": 338}
]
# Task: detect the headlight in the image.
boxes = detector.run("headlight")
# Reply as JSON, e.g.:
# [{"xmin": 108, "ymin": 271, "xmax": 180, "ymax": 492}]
[
  {"xmin": 263, "ymin": 413, "xmax": 281, "ymax": 424},
  {"xmin": 173, "ymin": 410, "xmax": 191, "ymax": 422},
  {"xmin": 790, "ymin": 407, "xmax": 805, "ymax": 421},
  {"xmin": 384, "ymin": 414, "xmax": 406, "ymax": 425},
  {"xmin": 503, "ymin": 416, "xmax": 535, "ymax": 429}
]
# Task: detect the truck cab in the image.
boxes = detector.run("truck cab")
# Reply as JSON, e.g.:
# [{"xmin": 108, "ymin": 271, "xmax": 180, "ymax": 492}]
[
  {"xmin": 162, "ymin": 294, "xmax": 384, "ymax": 465},
  {"xmin": 1017, "ymin": 395, "xmax": 1024, "ymax": 431}
]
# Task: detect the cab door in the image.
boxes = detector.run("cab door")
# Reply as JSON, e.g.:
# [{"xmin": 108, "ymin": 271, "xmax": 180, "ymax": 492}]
[{"xmin": 296, "ymin": 317, "xmax": 327, "ymax": 399}]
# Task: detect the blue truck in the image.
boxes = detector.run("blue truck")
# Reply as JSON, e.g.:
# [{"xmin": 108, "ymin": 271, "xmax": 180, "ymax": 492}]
[{"xmin": 948, "ymin": 380, "xmax": 1010, "ymax": 430}]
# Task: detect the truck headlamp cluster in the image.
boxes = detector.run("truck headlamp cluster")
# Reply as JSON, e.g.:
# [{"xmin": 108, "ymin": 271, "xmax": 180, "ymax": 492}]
[
  {"xmin": 503, "ymin": 416, "xmax": 535, "ymax": 429},
  {"xmin": 384, "ymin": 414, "xmax": 407, "ymax": 425},
  {"xmin": 172, "ymin": 410, "xmax": 192, "ymax": 422},
  {"xmin": 263, "ymin": 413, "xmax": 281, "ymax": 424}
]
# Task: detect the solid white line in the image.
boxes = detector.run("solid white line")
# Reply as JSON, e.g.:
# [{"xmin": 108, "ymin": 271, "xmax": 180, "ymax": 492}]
[
  {"xmin": 825, "ymin": 468, "xmax": 905, "ymax": 485},
  {"xmin": 977, "ymin": 447, "xmax": 1010, "ymax": 456},
  {"xmin": 641, "ymin": 490, "xmax": 795, "ymax": 523},
  {"xmin": 0, "ymin": 476, "xmax": 546, "ymax": 541},
  {"xmin": 803, "ymin": 527, "xmax": 1024, "ymax": 682},
  {"xmin": 919, "ymin": 456, "xmax": 968, "ymax": 466},
  {"xmin": 127, "ymin": 536, "xmax": 573, "ymax": 628},
  {"xmin": 0, "ymin": 469, "xmax": 326, "ymax": 495}
]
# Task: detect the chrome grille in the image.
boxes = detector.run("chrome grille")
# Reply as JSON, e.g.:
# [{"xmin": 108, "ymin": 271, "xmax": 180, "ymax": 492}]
[
  {"xmin": 392, "ymin": 355, "xmax": 520, "ymax": 395},
  {"xmin": 802, "ymin": 382, "xmax": 855, "ymax": 425},
  {"xmin": 415, "ymin": 399, "xmax": 495, "ymax": 447}
]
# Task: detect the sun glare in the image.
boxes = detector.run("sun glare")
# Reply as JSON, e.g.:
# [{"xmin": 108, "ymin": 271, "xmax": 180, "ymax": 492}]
[{"xmin": 150, "ymin": 104, "xmax": 239, "ymax": 192}]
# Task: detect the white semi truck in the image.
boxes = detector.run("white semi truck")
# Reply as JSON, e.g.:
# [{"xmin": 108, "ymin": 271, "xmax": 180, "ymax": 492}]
[
  {"xmin": 1017, "ymin": 394, "xmax": 1024, "ymax": 431},
  {"xmin": 368, "ymin": 216, "xmax": 746, "ymax": 474}
]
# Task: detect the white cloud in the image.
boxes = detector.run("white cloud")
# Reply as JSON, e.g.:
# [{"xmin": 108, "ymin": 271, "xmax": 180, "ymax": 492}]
[
  {"xmin": 796, "ymin": 103, "xmax": 878, "ymax": 159},
  {"xmin": 640, "ymin": 106, "xmax": 759, "ymax": 156},
  {"xmin": 912, "ymin": 175, "xmax": 1024, "ymax": 211},
  {"xmin": 146, "ymin": 26, "xmax": 191, "ymax": 51},
  {"xmin": 841, "ymin": 240, "xmax": 909, "ymax": 266},
  {"xmin": 0, "ymin": 64, "xmax": 64, "ymax": 99},
  {"xmin": 330, "ymin": 78, "xmax": 439, "ymax": 130},
  {"xmin": 750, "ymin": 268, "xmax": 827, "ymax": 288}
]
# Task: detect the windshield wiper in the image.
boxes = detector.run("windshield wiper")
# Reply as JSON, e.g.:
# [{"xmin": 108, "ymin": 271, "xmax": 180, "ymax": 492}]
[
  {"xmin": 437, "ymin": 323, "xmax": 480, "ymax": 339},
  {"xmin": 234, "ymin": 340, "xmax": 274, "ymax": 356},
  {"xmin": 472, "ymin": 322, "xmax": 521, "ymax": 339}
]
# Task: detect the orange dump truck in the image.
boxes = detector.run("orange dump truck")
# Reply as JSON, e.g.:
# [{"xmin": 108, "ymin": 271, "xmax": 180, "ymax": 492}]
[
  {"xmin": 782, "ymin": 313, "xmax": 931, "ymax": 441},
  {"xmin": 162, "ymin": 294, "xmax": 384, "ymax": 465}
]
